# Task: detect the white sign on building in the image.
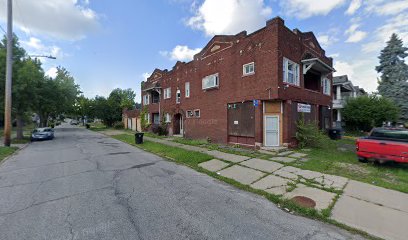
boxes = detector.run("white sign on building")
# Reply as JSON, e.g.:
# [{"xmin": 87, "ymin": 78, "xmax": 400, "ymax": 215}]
[{"xmin": 297, "ymin": 103, "xmax": 311, "ymax": 113}]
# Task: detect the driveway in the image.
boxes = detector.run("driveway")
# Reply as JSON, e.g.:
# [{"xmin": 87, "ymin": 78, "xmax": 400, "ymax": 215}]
[{"xmin": 0, "ymin": 124, "xmax": 365, "ymax": 240}]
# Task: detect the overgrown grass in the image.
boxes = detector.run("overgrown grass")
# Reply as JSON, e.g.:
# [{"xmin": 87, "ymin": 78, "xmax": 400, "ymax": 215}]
[
  {"xmin": 11, "ymin": 137, "xmax": 31, "ymax": 144},
  {"xmin": 113, "ymin": 134, "xmax": 212, "ymax": 166},
  {"xmin": 89, "ymin": 122, "xmax": 109, "ymax": 131},
  {"xmin": 112, "ymin": 133, "xmax": 379, "ymax": 240},
  {"xmin": 172, "ymin": 137, "xmax": 274, "ymax": 159},
  {"xmin": 0, "ymin": 147, "xmax": 17, "ymax": 164},
  {"xmin": 293, "ymin": 138, "xmax": 408, "ymax": 193}
]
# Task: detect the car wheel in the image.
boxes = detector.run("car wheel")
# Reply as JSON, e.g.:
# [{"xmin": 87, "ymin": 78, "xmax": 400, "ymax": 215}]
[{"xmin": 358, "ymin": 157, "xmax": 368, "ymax": 163}]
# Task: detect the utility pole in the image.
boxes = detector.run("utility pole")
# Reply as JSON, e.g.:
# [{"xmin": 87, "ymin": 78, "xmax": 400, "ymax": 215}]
[{"xmin": 4, "ymin": 0, "xmax": 12, "ymax": 147}]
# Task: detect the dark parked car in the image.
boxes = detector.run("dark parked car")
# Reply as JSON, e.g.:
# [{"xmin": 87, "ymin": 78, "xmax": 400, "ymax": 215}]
[{"xmin": 31, "ymin": 128, "xmax": 55, "ymax": 141}]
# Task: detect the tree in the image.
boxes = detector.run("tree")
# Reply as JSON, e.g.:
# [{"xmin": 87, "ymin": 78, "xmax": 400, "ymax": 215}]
[
  {"xmin": 376, "ymin": 33, "xmax": 408, "ymax": 122},
  {"xmin": 90, "ymin": 88, "xmax": 136, "ymax": 127},
  {"xmin": 13, "ymin": 58, "xmax": 44, "ymax": 138},
  {"xmin": 342, "ymin": 95, "xmax": 399, "ymax": 131}
]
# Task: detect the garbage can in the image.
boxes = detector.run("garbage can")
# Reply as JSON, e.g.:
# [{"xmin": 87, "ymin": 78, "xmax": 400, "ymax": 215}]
[
  {"xmin": 328, "ymin": 128, "xmax": 342, "ymax": 140},
  {"xmin": 135, "ymin": 132, "xmax": 144, "ymax": 144},
  {"xmin": 85, "ymin": 124, "xmax": 90, "ymax": 129}
]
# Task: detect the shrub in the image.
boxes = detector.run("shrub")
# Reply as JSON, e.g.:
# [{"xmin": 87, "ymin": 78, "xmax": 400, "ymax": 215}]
[
  {"xmin": 296, "ymin": 115, "xmax": 330, "ymax": 149},
  {"xmin": 113, "ymin": 121, "xmax": 124, "ymax": 129},
  {"xmin": 151, "ymin": 124, "xmax": 168, "ymax": 136}
]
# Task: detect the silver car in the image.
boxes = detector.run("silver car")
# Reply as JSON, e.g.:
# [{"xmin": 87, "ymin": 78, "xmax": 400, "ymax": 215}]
[{"xmin": 31, "ymin": 127, "xmax": 55, "ymax": 141}]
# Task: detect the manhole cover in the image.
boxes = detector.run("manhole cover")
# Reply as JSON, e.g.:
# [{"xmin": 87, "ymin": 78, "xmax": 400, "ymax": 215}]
[{"xmin": 291, "ymin": 196, "xmax": 316, "ymax": 208}]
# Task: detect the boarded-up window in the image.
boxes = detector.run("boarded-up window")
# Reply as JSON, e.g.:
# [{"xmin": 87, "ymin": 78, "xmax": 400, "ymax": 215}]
[{"xmin": 227, "ymin": 102, "xmax": 255, "ymax": 137}]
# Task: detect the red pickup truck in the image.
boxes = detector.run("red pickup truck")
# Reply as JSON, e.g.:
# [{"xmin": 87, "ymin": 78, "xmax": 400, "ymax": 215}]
[{"xmin": 356, "ymin": 128, "xmax": 408, "ymax": 164}]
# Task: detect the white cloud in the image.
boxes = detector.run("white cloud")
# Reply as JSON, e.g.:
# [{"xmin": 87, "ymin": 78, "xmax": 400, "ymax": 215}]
[
  {"xmin": 345, "ymin": 23, "xmax": 367, "ymax": 43},
  {"xmin": 186, "ymin": 0, "xmax": 272, "ymax": 35},
  {"xmin": 0, "ymin": 0, "xmax": 100, "ymax": 40},
  {"xmin": 317, "ymin": 34, "xmax": 339, "ymax": 47},
  {"xmin": 280, "ymin": 0, "xmax": 346, "ymax": 19},
  {"xmin": 142, "ymin": 72, "xmax": 151, "ymax": 81},
  {"xmin": 345, "ymin": 0, "xmax": 362, "ymax": 15},
  {"xmin": 160, "ymin": 45, "xmax": 202, "ymax": 62},
  {"xmin": 362, "ymin": 13, "xmax": 408, "ymax": 53},
  {"xmin": 334, "ymin": 59, "xmax": 379, "ymax": 93},
  {"xmin": 21, "ymin": 37, "xmax": 64, "ymax": 59},
  {"xmin": 45, "ymin": 67, "xmax": 58, "ymax": 79},
  {"xmin": 366, "ymin": 0, "xmax": 408, "ymax": 16}
]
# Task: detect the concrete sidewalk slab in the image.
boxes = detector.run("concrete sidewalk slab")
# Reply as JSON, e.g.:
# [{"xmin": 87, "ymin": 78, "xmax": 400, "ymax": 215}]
[
  {"xmin": 289, "ymin": 153, "xmax": 308, "ymax": 158},
  {"xmin": 277, "ymin": 151, "xmax": 293, "ymax": 156},
  {"xmin": 343, "ymin": 180, "xmax": 408, "ymax": 213},
  {"xmin": 270, "ymin": 156, "xmax": 297, "ymax": 163},
  {"xmin": 273, "ymin": 169, "xmax": 299, "ymax": 180},
  {"xmin": 198, "ymin": 159, "xmax": 229, "ymax": 172},
  {"xmin": 250, "ymin": 175, "xmax": 292, "ymax": 190},
  {"xmin": 265, "ymin": 186, "xmax": 288, "ymax": 195},
  {"xmin": 206, "ymin": 150, "xmax": 250, "ymax": 163},
  {"xmin": 218, "ymin": 165, "xmax": 265, "ymax": 185},
  {"xmin": 332, "ymin": 195, "xmax": 408, "ymax": 240},
  {"xmin": 240, "ymin": 158, "xmax": 283, "ymax": 173},
  {"xmin": 284, "ymin": 186, "xmax": 336, "ymax": 211}
]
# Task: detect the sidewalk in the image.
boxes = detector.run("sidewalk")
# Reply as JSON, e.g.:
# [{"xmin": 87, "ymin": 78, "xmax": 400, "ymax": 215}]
[{"xmin": 142, "ymin": 136, "xmax": 408, "ymax": 240}]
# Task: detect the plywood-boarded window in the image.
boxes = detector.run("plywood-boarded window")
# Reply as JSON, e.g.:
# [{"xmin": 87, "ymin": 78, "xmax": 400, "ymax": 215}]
[{"xmin": 227, "ymin": 102, "xmax": 255, "ymax": 137}]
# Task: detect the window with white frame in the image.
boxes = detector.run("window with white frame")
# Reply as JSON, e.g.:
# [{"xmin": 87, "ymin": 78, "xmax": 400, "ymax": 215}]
[
  {"xmin": 322, "ymin": 78, "xmax": 331, "ymax": 95},
  {"xmin": 185, "ymin": 82, "xmax": 190, "ymax": 97},
  {"xmin": 194, "ymin": 109, "xmax": 200, "ymax": 118},
  {"xmin": 283, "ymin": 58, "xmax": 300, "ymax": 86},
  {"xmin": 165, "ymin": 113, "xmax": 171, "ymax": 123},
  {"xmin": 164, "ymin": 87, "xmax": 171, "ymax": 99},
  {"xmin": 243, "ymin": 62, "xmax": 255, "ymax": 76},
  {"xmin": 143, "ymin": 94, "xmax": 150, "ymax": 105},
  {"xmin": 202, "ymin": 73, "xmax": 219, "ymax": 90},
  {"xmin": 176, "ymin": 89, "xmax": 181, "ymax": 103},
  {"xmin": 186, "ymin": 110, "xmax": 193, "ymax": 118}
]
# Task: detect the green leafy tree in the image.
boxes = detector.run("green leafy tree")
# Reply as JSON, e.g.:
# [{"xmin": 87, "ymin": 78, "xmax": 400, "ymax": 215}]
[
  {"xmin": 342, "ymin": 95, "xmax": 399, "ymax": 131},
  {"xmin": 376, "ymin": 33, "xmax": 408, "ymax": 122},
  {"xmin": 14, "ymin": 58, "xmax": 44, "ymax": 138}
]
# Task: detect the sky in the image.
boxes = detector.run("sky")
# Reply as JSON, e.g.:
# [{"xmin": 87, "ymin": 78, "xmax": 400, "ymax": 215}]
[{"xmin": 0, "ymin": 0, "xmax": 407, "ymax": 103}]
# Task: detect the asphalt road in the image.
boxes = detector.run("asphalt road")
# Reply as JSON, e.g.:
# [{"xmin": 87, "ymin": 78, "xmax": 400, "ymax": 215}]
[{"xmin": 0, "ymin": 124, "xmax": 365, "ymax": 240}]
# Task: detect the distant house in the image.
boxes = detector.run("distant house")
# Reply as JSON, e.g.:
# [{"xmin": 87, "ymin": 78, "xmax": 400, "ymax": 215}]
[
  {"xmin": 122, "ymin": 109, "xmax": 141, "ymax": 132},
  {"xmin": 332, "ymin": 75, "xmax": 366, "ymax": 127},
  {"xmin": 141, "ymin": 17, "xmax": 335, "ymax": 147}
]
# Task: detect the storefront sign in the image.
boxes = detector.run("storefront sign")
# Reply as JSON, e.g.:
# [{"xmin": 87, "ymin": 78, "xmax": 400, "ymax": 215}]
[{"xmin": 297, "ymin": 103, "xmax": 311, "ymax": 113}]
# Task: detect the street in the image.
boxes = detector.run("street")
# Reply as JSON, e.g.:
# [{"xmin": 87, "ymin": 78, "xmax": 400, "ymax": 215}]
[{"xmin": 0, "ymin": 125, "xmax": 364, "ymax": 240}]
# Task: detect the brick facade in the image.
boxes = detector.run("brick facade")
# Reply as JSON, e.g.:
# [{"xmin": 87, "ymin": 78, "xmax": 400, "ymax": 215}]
[{"xmin": 141, "ymin": 17, "xmax": 334, "ymax": 147}]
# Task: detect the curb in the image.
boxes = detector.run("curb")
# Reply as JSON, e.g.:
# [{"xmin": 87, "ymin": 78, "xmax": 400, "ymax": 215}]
[{"xmin": 0, "ymin": 142, "xmax": 30, "ymax": 167}]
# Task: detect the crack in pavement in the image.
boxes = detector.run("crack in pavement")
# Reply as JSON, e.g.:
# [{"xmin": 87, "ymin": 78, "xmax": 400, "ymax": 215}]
[{"xmin": 0, "ymin": 186, "xmax": 113, "ymax": 217}]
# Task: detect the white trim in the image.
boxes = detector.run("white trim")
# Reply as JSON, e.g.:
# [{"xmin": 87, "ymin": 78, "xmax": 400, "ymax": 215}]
[
  {"xmin": 202, "ymin": 73, "xmax": 219, "ymax": 90},
  {"xmin": 283, "ymin": 57, "xmax": 300, "ymax": 86},
  {"xmin": 164, "ymin": 87, "xmax": 171, "ymax": 99},
  {"xmin": 185, "ymin": 82, "xmax": 190, "ymax": 98},
  {"xmin": 264, "ymin": 115, "xmax": 280, "ymax": 147},
  {"xmin": 243, "ymin": 62, "xmax": 255, "ymax": 76}
]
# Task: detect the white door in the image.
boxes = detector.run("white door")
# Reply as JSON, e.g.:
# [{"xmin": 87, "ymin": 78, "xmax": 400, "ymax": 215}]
[
  {"xmin": 265, "ymin": 116, "xmax": 279, "ymax": 147},
  {"xmin": 128, "ymin": 119, "xmax": 132, "ymax": 129}
]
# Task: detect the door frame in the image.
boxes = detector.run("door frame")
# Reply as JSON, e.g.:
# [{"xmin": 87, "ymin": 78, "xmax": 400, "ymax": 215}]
[{"xmin": 264, "ymin": 115, "xmax": 280, "ymax": 147}]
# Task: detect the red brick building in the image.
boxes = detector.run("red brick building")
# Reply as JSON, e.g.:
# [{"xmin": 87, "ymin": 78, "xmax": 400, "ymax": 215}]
[{"xmin": 141, "ymin": 17, "xmax": 334, "ymax": 147}]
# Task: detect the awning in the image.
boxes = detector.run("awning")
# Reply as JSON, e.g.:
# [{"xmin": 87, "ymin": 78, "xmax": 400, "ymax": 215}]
[{"xmin": 301, "ymin": 58, "xmax": 335, "ymax": 75}]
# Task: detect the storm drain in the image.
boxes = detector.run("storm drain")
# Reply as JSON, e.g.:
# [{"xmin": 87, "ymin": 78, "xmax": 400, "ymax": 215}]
[{"xmin": 290, "ymin": 196, "xmax": 316, "ymax": 208}]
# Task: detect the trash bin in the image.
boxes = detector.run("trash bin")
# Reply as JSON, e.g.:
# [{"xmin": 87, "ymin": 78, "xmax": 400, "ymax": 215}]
[
  {"xmin": 135, "ymin": 132, "xmax": 144, "ymax": 144},
  {"xmin": 85, "ymin": 124, "xmax": 90, "ymax": 129},
  {"xmin": 328, "ymin": 128, "xmax": 342, "ymax": 140}
]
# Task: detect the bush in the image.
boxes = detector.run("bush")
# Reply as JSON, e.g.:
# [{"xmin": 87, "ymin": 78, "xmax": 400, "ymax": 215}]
[
  {"xmin": 295, "ymin": 115, "xmax": 330, "ymax": 149},
  {"xmin": 151, "ymin": 124, "xmax": 168, "ymax": 136},
  {"xmin": 113, "ymin": 122, "xmax": 124, "ymax": 129}
]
